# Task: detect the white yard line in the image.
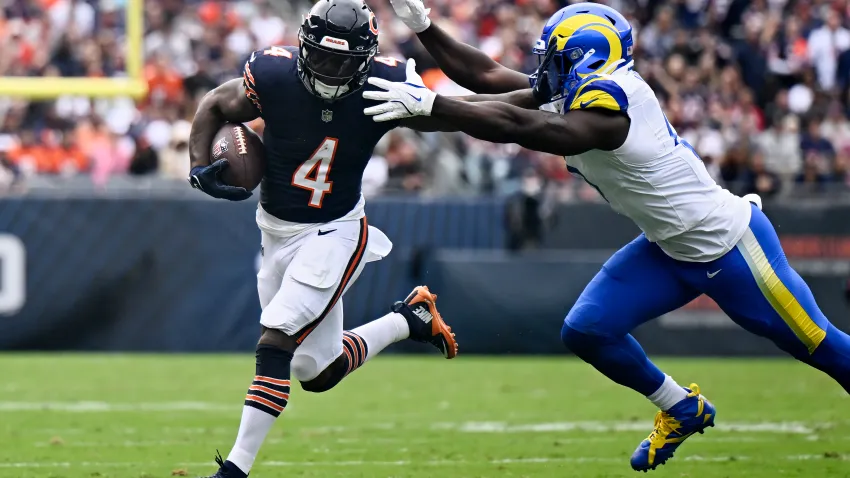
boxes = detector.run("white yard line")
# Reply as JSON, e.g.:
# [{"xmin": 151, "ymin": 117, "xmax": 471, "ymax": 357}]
[{"xmin": 451, "ymin": 420, "xmax": 824, "ymax": 434}]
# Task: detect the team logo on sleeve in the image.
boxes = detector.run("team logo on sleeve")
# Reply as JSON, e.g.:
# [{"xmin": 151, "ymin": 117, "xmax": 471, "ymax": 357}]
[
  {"xmin": 321, "ymin": 109, "xmax": 333, "ymax": 123},
  {"xmin": 212, "ymin": 137, "xmax": 229, "ymax": 159}
]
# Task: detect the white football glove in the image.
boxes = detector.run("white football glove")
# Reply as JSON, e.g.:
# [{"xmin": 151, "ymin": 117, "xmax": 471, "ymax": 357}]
[
  {"xmin": 390, "ymin": 0, "xmax": 431, "ymax": 33},
  {"xmin": 363, "ymin": 59, "xmax": 436, "ymax": 122}
]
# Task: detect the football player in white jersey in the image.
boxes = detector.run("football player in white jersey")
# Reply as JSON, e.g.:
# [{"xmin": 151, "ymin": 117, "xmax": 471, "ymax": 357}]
[{"xmin": 365, "ymin": 1, "xmax": 850, "ymax": 472}]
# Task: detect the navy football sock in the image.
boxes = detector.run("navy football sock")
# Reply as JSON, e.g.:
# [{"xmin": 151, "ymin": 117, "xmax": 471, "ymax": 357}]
[
  {"xmin": 809, "ymin": 324, "xmax": 850, "ymax": 393},
  {"xmin": 561, "ymin": 324, "xmax": 665, "ymax": 396},
  {"xmin": 227, "ymin": 345, "xmax": 293, "ymax": 474}
]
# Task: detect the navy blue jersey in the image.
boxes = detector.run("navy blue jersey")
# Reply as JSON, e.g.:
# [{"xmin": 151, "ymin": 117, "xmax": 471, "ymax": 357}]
[{"xmin": 242, "ymin": 46, "xmax": 405, "ymax": 223}]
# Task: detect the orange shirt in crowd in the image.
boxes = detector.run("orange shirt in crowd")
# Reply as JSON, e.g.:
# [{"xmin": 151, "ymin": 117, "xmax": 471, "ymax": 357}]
[
  {"xmin": 7, "ymin": 145, "xmax": 88, "ymax": 174},
  {"xmin": 8, "ymin": 145, "xmax": 51, "ymax": 173},
  {"xmin": 145, "ymin": 64, "xmax": 184, "ymax": 104},
  {"xmin": 52, "ymin": 146, "xmax": 89, "ymax": 173}
]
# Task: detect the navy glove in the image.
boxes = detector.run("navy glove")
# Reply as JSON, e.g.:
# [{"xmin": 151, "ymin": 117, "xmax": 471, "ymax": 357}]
[
  {"xmin": 531, "ymin": 44, "xmax": 562, "ymax": 105},
  {"xmin": 188, "ymin": 159, "xmax": 252, "ymax": 201}
]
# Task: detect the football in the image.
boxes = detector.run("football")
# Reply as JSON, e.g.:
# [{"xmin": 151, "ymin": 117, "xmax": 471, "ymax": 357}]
[{"xmin": 211, "ymin": 122, "xmax": 266, "ymax": 191}]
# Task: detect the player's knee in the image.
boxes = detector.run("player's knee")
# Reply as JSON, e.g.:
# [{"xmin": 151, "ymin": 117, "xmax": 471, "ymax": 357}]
[
  {"xmin": 562, "ymin": 305, "xmax": 612, "ymax": 356},
  {"xmin": 291, "ymin": 354, "xmax": 322, "ymax": 383},
  {"xmin": 562, "ymin": 303, "xmax": 610, "ymax": 347},
  {"xmin": 299, "ymin": 355, "xmax": 347, "ymax": 393},
  {"xmin": 258, "ymin": 327, "xmax": 299, "ymax": 353},
  {"xmin": 561, "ymin": 322, "xmax": 594, "ymax": 353}
]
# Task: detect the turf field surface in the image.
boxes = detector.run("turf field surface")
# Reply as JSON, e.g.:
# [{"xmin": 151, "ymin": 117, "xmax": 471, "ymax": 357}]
[{"xmin": 0, "ymin": 355, "xmax": 848, "ymax": 478}]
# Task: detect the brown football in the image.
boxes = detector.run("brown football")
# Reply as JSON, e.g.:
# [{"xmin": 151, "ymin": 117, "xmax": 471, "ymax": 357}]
[{"xmin": 211, "ymin": 123, "xmax": 266, "ymax": 191}]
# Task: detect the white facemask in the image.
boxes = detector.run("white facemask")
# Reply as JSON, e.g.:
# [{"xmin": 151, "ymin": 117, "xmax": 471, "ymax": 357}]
[{"xmin": 313, "ymin": 78, "xmax": 349, "ymax": 100}]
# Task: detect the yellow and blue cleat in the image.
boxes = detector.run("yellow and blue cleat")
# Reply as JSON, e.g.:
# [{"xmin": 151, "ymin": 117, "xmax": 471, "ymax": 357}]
[{"xmin": 630, "ymin": 383, "xmax": 715, "ymax": 472}]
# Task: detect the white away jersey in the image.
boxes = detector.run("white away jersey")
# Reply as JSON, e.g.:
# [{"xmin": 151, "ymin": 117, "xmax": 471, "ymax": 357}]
[{"xmin": 554, "ymin": 70, "xmax": 752, "ymax": 262}]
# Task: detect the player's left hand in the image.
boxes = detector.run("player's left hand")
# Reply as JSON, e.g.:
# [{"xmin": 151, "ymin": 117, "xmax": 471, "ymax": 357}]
[{"xmin": 363, "ymin": 59, "xmax": 436, "ymax": 122}]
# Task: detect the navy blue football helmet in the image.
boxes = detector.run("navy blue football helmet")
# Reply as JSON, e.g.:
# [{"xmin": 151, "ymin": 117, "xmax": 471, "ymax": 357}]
[{"xmin": 298, "ymin": 0, "xmax": 379, "ymax": 100}]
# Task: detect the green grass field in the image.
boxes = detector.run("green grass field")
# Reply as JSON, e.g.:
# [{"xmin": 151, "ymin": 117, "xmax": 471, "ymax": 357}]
[{"xmin": 0, "ymin": 355, "xmax": 848, "ymax": 478}]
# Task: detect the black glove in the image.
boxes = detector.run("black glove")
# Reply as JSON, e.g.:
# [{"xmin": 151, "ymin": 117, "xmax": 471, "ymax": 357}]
[
  {"xmin": 531, "ymin": 44, "xmax": 562, "ymax": 105},
  {"xmin": 188, "ymin": 159, "xmax": 252, "ymax": 201}
]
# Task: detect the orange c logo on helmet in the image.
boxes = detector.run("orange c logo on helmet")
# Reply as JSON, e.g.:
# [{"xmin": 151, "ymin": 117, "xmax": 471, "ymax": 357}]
[{"xmin": 369, "ymin": 12, "xmax": 379, "ymax": 35}]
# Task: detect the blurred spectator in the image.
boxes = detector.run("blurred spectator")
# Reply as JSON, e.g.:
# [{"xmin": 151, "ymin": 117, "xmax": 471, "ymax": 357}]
[
  {"xmin": 384, "ymin": 131, "xmax": 424, "ymax": 192},
  {"xmin": 505, "ymin": 169, "xmax": 545, "ymax": 251},
  {"xmin": 800, "ymin": 118, "xmax": 836, "ymax": 167},
  {"xmin": 0, "ymin": 149, "xmax": 22, "ymax": 193},
  {"xmin": 807, "ymin": 8, "xmax": 850, "ymax": 91},
  {"xmin": 820, "ymin": 102, "xmax": 850, "ymax": 153},
  {"xmin": 747, "ymin": 151, "xmax": 782, "ymax": 198},
  {"xmin": 0, "ymin": 0, "xmax": 848, "ymax": 201},
  {"xmin": 796, "ymin": 152, "xmax": 835, "ymax": 192},
  {"xmin": 720, "ymin": 143, "xmax": 754, "ymax": 196},
  {"xmin": 129, "ymin": 138, "xmax": 159, "ymax": 176},
  {"xmin": 54, "ymin": 132, "xmax": 89, "ymax": 175},
  {"xmin": 758, "ymin": 114, "xmax": 802, "ymax": 180},
  {"xmin": 159, "ymin": 120, "xmax": 191, "ymax": 180}
]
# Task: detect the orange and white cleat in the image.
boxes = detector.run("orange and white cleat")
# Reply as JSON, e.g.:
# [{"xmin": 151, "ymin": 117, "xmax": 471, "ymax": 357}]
[{"xmin": 392, "ymin": 286, "xmax": 458, "ymax": 359}]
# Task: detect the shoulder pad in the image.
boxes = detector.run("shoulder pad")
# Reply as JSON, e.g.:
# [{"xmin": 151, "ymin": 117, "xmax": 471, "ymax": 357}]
[
  {"xmin": 565, "ymin": 75, "xmax": 629, "ymax": 113},
  {"xmin": 242, "ymin": 46, "xmax": 297, "ymax": 113}
]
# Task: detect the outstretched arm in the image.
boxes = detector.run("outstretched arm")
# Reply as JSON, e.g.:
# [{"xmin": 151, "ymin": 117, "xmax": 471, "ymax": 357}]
[
  {"xmin": 459, "ymin": 88, "xmax": 541, "ymax": 109},
  {"xmin": 390, "ymin": 0, "xmax": 529, "ymax": 93},
  {"xmin": 429, "ymin": 96, "xmax": 629, "ymax": 156},
  {"xmin": 189, "ymin": 78, "xmax": 260, "ymax": 170},
  {"xmin": 399, "ymin": 88, "xmax": 540, "ymax": 131}
]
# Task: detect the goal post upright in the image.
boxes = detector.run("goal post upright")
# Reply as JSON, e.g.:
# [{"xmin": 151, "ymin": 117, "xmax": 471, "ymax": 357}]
[{"xmin": 0, "ymin": 0, "xmax": 146, "ymax": 99}]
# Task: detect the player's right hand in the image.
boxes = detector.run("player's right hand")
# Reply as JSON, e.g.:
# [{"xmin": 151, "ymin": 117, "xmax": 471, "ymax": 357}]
[
  {"xmin": 188, "ymin": 159, "xmax": 252, "ymax": 201},
  {"xmin": 389, "ymin": 0, "xmax": 431, "ymax": 33},
  {"xmin": 364, "ymin": 59, "xmax": 436, "ymax": 122}
]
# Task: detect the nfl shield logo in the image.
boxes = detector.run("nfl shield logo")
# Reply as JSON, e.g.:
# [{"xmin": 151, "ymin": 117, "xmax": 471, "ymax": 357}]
[
  {"xmin": 212, "ymin": 138, "xmax": 229, "ymax": 159},
  {"xmin": 321, "ymin": 109, "xmax": 333, "ymax": 122}
]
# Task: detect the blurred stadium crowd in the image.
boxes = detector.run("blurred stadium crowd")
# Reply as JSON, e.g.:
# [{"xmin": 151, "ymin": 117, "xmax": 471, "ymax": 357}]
[{"xmin": 0, "ymin": 0, "xmax": 848, "ymax": 200}]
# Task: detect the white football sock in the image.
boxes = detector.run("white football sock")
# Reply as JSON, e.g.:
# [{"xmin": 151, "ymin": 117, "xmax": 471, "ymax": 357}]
[
  {"xmin": 351, "ymin": 312, "xmax": 409, "ymax": 361},
  {"xmin": 227, "ymin": 406, "xmax": 276, "ymax": 474},
  {"xmin": 647, "ymin": 375, "xmax": 689, "ymax": 411}
]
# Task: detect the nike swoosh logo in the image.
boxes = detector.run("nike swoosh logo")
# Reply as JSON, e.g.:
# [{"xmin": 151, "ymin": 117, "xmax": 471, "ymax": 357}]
[
  {"xmin": 318, "ymin": 229, "xmax": 337, "ymax": 236},
  {"xmin": 250, "ymin": 51, "xmax": 256, "ymax": 63},
  {"xmin": 580, "ymin": 98, "xmax": 598, "ymax": 108},
  {"xmin": 706, "ymin": 269, "xmax": 722, "ymax": 279},
  {"xmin": 407, "ymin": 92, "xmax": 422, "ymax": 102}
]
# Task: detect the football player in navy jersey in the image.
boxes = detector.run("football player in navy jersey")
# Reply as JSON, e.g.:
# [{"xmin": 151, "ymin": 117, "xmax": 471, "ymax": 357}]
[{"xmin": 187, "ymin": 1, "xmax": 458, "ymax": 476}]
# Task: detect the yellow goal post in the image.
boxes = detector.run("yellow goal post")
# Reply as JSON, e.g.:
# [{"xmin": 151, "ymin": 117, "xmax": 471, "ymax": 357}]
[{"xmin": 0, "ymin": 0, "xmax": 146, "ymax": 99}]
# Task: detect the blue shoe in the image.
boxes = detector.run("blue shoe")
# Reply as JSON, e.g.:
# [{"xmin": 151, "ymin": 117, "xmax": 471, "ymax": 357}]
[{"xmin": 630, "ymin": 383, "xmax": 716, "ymax": 472}]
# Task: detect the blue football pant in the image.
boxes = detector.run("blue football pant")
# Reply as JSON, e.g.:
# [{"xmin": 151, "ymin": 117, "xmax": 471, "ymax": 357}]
[{"xmin": 562, "ymin": 204, "xmax": 850, "ymax": 394}]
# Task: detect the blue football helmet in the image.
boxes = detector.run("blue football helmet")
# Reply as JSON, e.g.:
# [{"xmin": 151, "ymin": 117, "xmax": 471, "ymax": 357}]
[{"xmin": 529, "ymin": 3, "xmax": 634, "ymax": 99}]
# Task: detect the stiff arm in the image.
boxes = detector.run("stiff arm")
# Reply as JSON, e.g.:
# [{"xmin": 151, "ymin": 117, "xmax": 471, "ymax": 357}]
[{"xmin": 429, "ymin": 96, "xmax": 630, "ymax": 156}]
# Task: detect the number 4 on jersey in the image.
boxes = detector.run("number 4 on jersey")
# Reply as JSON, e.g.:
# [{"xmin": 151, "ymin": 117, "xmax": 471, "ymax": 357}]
[{"xmin": 292, "ymin": 137, "xmax": 337, "ymax": 208}]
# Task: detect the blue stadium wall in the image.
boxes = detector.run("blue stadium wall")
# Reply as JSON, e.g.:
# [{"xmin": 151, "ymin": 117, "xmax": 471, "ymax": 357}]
[{"xmin": 0, "ymin": 196, "xmax": 848, "ymax": 355}]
